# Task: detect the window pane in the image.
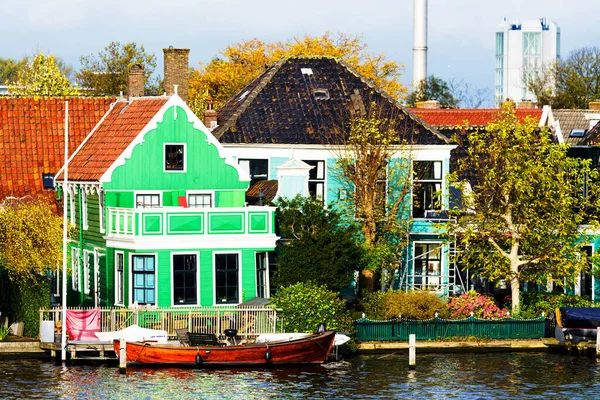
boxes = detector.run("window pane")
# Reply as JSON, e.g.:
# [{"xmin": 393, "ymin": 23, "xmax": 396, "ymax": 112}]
[
  {"xmin": 215, "ymin": 253, "xmax": 239, "ymax": 303},
  {"xmin": 165, "ymin": 144, "xmax": 184, "ymax": 171}
]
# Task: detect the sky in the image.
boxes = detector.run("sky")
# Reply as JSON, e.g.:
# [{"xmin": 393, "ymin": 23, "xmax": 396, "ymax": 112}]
[{"xmin": 2, "ymin": 0, "xmax": 600, "ymax": 104}]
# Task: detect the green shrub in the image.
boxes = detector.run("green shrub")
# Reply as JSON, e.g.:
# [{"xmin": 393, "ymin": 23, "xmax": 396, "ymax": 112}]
[
  {"xmin": 0, "ymin": 268, "xmax": 50, "ymax": 338},
  {"xmin": 272, "ymin": 281, "xmax": 354, "ymax": 334},
  {"xmin": 360, "ymin": 290, "xmax": 449, "ymax": 320},
  {"xmin": 447, "ymin": 291, "xmax": 508, "ymax": 320},
  {"xmin": 516, "ymin": 291, "xmax": 596, "ymax": 319},
  {"xmin": 0, "ymin": 325, "xmax": 8, "ymax": 341}
]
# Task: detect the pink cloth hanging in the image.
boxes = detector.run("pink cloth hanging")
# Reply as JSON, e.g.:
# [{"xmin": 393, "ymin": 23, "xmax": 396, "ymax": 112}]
[{"xmin": 66, "ymin": 309, "xmax": 101, "ymax": 341}]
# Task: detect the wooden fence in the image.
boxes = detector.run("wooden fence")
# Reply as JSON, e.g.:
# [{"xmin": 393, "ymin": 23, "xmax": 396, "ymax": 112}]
[
  {"xmin": 354, "ymin": 315, "xmax": 547, "ymax": 341},
  {"xmin": 40, "ymin": 306, "xmax": 283, "ymax": 341}
]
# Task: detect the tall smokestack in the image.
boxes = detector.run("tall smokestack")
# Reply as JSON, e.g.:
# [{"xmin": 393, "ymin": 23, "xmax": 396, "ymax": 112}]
[{"xmin": 413, "ymin": 0, "xmax": 428, "ymax": 86}]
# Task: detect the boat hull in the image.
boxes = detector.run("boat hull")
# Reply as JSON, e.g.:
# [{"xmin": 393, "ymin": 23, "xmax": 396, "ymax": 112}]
[{"xmin": 114, "ymin": 330, "xmax": 336, "ymax": 366}]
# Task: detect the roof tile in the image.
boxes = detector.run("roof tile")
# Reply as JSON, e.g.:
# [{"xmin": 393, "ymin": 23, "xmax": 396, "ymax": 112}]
[{"xmin": 0, "ymin": 97, "xmax": 114, "ymax": 200}]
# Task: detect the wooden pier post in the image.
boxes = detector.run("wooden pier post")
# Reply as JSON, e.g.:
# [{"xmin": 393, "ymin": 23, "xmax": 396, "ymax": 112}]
[
  {"xmin": 409, "ymin": 334, "xmax": 416, "ymax": 370},
  {"xmin": 119, "ymin": 340, "xmax": 127, "ymax": 374},
  {"xmin": 596, "ymin": 326, "xmax": 600, "ymax": 357}
]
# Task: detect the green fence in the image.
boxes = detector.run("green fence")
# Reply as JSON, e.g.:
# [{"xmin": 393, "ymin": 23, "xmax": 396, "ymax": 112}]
[{"xmin": 354, "ymin": 316, "xmax": 547, "ymax": 341}]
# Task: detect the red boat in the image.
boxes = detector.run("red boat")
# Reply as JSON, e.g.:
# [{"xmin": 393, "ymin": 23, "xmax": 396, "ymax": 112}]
[{"xmin": 113, "ymin": 330, "xmax": 336, "ymax": 366}]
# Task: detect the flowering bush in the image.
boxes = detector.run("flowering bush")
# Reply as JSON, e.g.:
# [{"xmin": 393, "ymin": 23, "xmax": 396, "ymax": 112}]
[{"xmin": 448, "ymin": 291, "xmax": 509, "ymax": 320}]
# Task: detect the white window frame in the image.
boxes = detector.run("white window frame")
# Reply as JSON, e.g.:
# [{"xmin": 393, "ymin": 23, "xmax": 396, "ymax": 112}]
[
  {"xmin": 213, "ymin": 251, "xmax": 242, "ymax": 306},
  {"xmin": 238, "ymin": 158, "xmax": 269, "ymax": 185},
  {"xmin": 187, "ymin": 191, "xmax": 214, "ymax": 208},
  {"xmin": 135, "ymin": 192, "xmax": 162, "ymax": 208},
  {"xmin": 115, "ymin": 251, "xmax": 125, "ymax": 306},
  {"xmin": 83, "ymin": 250, "xmax": 90, "ymax": 295},
  {"xmin": 81, "ymin": 190, "xmax": 88, "ymax": 230},
  {"xmin": 71, "ymin": 247, "xmax": 80, "ymax": 292},
  {"xmin": 164, "ymin": 142, "xmax": 186, "ymax": 173},
  {"xmin": 129, "ymin": 253, "xmax": 157, "ymax": 306},
  {"xmin": 171, "ymin": 252, "xmax": 200, "ymax": 307},
  {"xmin": 99, "ymin": 191, "xmax": 105, "ymax": 234},
  {"xmin": 69, "ymin": 187, "xmax": 76, "ymax": 225},
  {"xmin": 412, "ymin": 241, "xmax": 444, "ymax": 291},
  {"xmin": 255, "ymin": 251, "xmax": 269, "ymax": 299},
  {"xmin": 303, "ymin": 159, "xmax": 326, "ymax": 200},
  {"xmin": 412, "ymin": 160, "xmax": 443, "ymax": 218}
]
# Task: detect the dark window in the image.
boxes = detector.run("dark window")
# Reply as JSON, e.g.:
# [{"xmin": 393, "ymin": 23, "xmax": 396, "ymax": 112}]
[
  {"xmin": 215, "ymin": 253, "xmax": 239, "ymax": 304},
  {"xmin": 313, "ymin": 88, "xmax": 330, "ymax": 100},
  {"xmin": 413, "ymin": 161, "xmax": 442, "ymax": 218},
  {"xmin": 239, "ymin": 159, "xmax": 268, "ymax": 186},
  {"xmin": 173, "ymin": 254, "xmax": 197, "ymax": 305},
  {"xmin": 116, "ymin": 252, "xmax": 124, "ymax": 305},
  {"xmin": 303, "ymin": 160, "xmax": 325, "ymax": 199},
  {"xmin": 132, "ymin": 255, "xmax": 155, "ymax": 305},
  {"xmin": 256, "ymin": 252, "xmax": 267, "ymax": 298},
  {"xmin": 165, "ymin": 144, "xmax": 184, "ymax": 171}
]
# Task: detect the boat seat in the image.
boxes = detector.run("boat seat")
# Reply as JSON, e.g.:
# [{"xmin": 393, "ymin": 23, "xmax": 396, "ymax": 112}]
[
  {"xmin": 175, "ymin": 328, "xmax": 190, "ymax": 346},
  {"xmin": 188, "ymin": 332, "xmax": 224, "ymax": 347}
]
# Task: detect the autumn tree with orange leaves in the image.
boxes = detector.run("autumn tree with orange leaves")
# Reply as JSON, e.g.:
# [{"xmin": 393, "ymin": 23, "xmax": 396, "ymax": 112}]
[{"xmin": 188, "ymin": 33, "xmax": 406, "ymax": 116}]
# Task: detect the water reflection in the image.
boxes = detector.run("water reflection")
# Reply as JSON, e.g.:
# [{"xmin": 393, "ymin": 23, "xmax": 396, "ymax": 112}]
[{"xmin": 2, "ymin": 352, "xmax": 600, "ymax": 399}]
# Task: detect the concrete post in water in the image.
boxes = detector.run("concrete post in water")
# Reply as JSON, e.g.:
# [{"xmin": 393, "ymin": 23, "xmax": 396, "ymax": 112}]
[
  {"xmin": 119, "ymin": 340, "xmax": 127, "ymax": 374},
  {"xmin": 409, "ymin": 334, "xmax": 416, "ymax": 370}
]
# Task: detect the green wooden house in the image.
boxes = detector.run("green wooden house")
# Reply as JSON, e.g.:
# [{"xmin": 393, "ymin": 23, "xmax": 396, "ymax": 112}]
[{"xmin": 55, "ymin": 94, "xmax": 278, "ymax": 308}]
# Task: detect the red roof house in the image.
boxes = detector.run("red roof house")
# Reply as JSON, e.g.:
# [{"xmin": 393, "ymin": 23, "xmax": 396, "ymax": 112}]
[{"xmin": 0, "ymin": 97, "xmax": 114, "ymax": 201}]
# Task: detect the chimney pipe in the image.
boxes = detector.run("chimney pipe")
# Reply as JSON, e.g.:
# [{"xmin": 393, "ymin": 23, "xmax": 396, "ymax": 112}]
[
  {"xmin": 413, "ymin": 0, "xmax": 428, "ymax": 86},
  {"xmin": 203, "ymin": 97, "xmax": 218, "ymax": 129},
  {"xmin": 127, "ymin": 63, "xmax": 145, "ymax": 100},
  {"xmin": 163, "ymin": 47, "xmax": 190, "ymax": 102}
]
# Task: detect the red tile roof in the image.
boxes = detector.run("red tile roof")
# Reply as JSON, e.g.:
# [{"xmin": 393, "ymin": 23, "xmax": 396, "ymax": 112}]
[
  {"xmin": 411, "ymin": 108, "xmax": 544, "ymax": 128},
  {"xmin": 60, "ymin": 98, "xmax": 169, "ymax": 181},
  {"xmin": 0, "ymin": 97, "xmax": 114, "ymax": 200}
]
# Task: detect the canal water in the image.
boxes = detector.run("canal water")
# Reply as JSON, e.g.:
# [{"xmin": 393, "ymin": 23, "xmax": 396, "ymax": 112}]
[{"xmin": 1, "ymin": 352, "xmax": 599, "ymax": 399}]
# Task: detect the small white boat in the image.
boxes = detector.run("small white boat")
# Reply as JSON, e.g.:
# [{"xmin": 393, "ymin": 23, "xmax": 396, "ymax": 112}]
[
  {"xmin": 256, "ymin": 332, "xmax": 351, "ymax": 347},
  {"xmin": 95, "ymin": 324, "xmax": 169, "ymax": 343}
]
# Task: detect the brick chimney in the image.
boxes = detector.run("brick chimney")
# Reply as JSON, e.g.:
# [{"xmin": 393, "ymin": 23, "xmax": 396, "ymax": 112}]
[
  {"xmin": 163, "ymin": 47, "xmax": 190, "ymax": 102},
  {"xmin": 203, "ymin": 97, "xmax": 218, "ymax": 129},
  {"xmin": 589, "ymin": 101, "xmax": 600, "ymax": 111},
  {"xmin": 517, "ymin": 100, "xmax": 537, "ymax": 108},
  {"xmin": 127, "ymin": 63, "xmax": 145, "ymax": 99},
  {"xmin": 416, "ymin": 100, "xmax": 441, "ymax": 109}
]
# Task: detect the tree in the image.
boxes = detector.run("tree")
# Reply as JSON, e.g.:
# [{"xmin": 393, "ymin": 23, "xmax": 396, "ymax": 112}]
[
  {"xmin": 448, "ymin": 103, "xmax": 600, "ymax": 312},
  {"xmin": 188, "ymin": 32, "xmax": 406, "ymax": 115},
  {"xmin": 523, "ymin": 47, "xmax": 600, "ymax": 108},
  {"xmin": 448, "ymin": 79, "xmax": 493, "ymax": 108},
  {"xmin": 407, "ymin": 75, "xmax": 457, "ymax": 108},
  {"xmin": 0, "ymin": 197, "xmax": 63, "ymax": 281},
  {"xmin": 0, "ymin": 57, "xmax": 28, "ymax": 85},
  {"xmin": 274, "ymin": 196, "xmax": 364, "ymax": 292},
  {"xmin": 77, "ymin": 41, "xmax": 158, "ymax": 96},
  {"xmin": 8, "ymin": 52, "xmax": 78, "ymax": 96},
  {"xmin": 333, "ymin": 102, "xmax": 414, "ymax": 291}
]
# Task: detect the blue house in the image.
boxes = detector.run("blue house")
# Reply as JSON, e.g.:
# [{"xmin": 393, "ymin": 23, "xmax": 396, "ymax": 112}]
[{"xmin": 207, "ymin": 56, "xmax": 462, "ymax": 294}]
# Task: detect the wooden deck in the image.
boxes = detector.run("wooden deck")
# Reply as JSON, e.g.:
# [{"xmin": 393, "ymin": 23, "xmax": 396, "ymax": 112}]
[{"xmin": 40, "ymin": 341, "xmax": 116, "ymax": 361}]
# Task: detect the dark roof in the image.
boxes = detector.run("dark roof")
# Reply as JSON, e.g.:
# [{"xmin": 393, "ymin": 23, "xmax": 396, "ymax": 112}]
[
  {"xmin": 581, "ymin": 120, "xmax": 600, "ymax": 146},
  {"xmin": 214, "ymin": 56, "xmax": 450, "ymax": 146},
  {"xmin": 0, "ymin": 97, "xmax": 114, "ymax": 200},
  {"xmin": 551, "ymin": 109, "xmax": 600, "ymax": 145},
  {"xmin": 246, "ymin": 180, "xmax": 278, "ymax": 205},
  {"xmin": 56, "ymin": 97, "xmax": 169, "ymax": 181}
]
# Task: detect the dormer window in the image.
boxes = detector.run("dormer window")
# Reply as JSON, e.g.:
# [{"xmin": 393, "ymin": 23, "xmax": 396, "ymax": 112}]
[
  {"xmin": 313, "ymin": 88, "xmax": 330, "ymax": 100},
  {"xmin": 165, "ymin": 144, "xmax": 185, "ymax": 171}
]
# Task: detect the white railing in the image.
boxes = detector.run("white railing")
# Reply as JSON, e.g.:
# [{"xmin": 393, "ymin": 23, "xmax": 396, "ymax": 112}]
[
  {"xmin": 40, "ymin": 305, "xmax": 283, "ymax": 341},
  {"xmin": 106, "ymin": 206, "xmax": 275, "ymax": 237}
]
